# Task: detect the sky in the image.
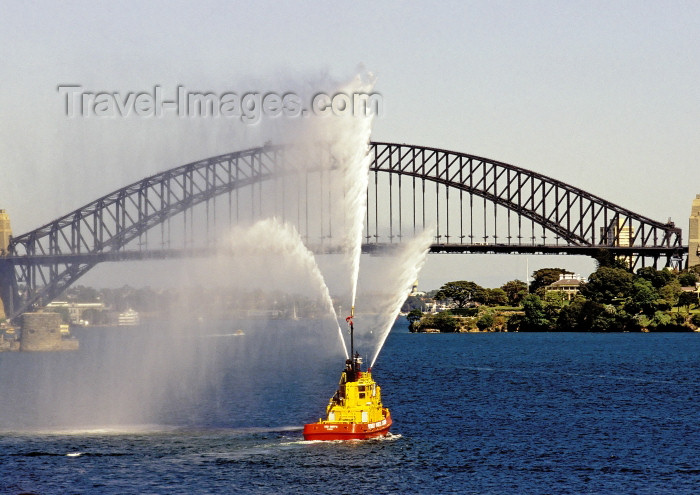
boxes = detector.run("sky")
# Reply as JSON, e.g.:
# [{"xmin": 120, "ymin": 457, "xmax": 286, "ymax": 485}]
[{"xmin": 1, "ymin": 0, "xmax": 699, "ymax": 290}]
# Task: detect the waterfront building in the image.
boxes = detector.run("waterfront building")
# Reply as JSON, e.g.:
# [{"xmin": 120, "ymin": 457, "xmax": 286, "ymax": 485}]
[
  {"xmin": 46, "ymin": 301, "xmax": 105, "ymax": 325},
  {"xmin": 425, "ymin": 301, "xmax": 451, "ymax": 314},
  {"xmin": 545, "ymin": 274, "xmax": 586, "ymax": 301}
]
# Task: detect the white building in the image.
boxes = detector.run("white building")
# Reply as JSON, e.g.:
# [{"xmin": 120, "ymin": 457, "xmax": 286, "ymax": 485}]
[
  {"xmin": 545, "ymin": 274, "xmax": 586, "ymax": 301},
  {"xmin": 46, "ymin": 301, "xmax": 105, "ymax": 325}
]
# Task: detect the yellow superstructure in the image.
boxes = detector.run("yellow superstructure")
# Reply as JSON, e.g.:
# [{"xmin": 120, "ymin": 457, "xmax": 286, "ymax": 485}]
[{"xmin": 320, "ymin": 364, "xmax": 386, "ymax": 425}]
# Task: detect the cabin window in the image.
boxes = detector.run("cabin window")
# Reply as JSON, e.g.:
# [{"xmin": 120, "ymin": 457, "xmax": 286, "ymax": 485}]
[{"xmin": 371, "ymin": 384, "xmax": 376, "ymax": 397}]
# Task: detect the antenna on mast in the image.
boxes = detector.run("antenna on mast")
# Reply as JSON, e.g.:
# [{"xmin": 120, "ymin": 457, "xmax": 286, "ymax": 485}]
[{"xmin": 346, "ymin": 306, "xmax": 356, "ymax": 371}]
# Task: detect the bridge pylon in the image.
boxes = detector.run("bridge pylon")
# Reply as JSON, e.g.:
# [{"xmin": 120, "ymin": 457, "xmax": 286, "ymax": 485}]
[
  {"xmin": 690, "ymin": 195, "xmax": 700, "ymax": 268},
  {"xmin": 0, "ymin": 209, "xmax": 13, "ymax": 321}
]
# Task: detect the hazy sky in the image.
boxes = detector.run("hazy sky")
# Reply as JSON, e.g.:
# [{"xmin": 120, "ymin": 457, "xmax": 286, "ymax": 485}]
[{"xmin": 1, "ymin": 1, "xmax": 698, "ymax": 289}]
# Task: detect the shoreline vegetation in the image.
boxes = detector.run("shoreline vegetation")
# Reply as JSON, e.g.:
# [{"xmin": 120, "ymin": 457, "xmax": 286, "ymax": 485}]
[
  {"xmin": 1, "ymin": 260, "xmax": 698, "ymax": 334},
  {"xmin": 406, "ymin": 262, "xmax": 700, "ymax": 333}
]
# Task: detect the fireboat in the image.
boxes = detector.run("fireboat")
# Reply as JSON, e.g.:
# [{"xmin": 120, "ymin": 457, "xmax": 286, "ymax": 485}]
[{"xmin": 303, "ymin": 307, "xmax": 392, "ymax": 441}]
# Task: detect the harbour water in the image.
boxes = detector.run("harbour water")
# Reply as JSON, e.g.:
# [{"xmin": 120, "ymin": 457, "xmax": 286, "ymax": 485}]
[{"xmin": 1, "ymin": 320, "xmax": 699, "ymax": 494}]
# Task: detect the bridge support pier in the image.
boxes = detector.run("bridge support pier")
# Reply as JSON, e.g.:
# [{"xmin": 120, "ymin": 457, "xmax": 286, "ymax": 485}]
[
  {"xmin": 19, "ymin": 312, "xmax": 78, "ymax": 352},
  {"xmin": 690, "ymin": 195, "xmax": 700, "ymax": 268},
  {"xmin": 0, "ymin": 260, "xmax": 17, "ymax": 322},
  {"xmin": 0, "ymin": 210, "xmax": 14, "ymax": 322}
]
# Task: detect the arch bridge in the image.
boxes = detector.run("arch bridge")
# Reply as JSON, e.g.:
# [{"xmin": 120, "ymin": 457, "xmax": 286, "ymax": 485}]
[{"xmin": 0, "ymin": 142, "xmax": 685, "ymax": 322}]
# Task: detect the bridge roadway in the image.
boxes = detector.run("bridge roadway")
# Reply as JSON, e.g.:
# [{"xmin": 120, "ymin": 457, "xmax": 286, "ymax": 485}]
[{"xmin": 3, "ymin": 242, "xmax": 686, "ymax": 265}]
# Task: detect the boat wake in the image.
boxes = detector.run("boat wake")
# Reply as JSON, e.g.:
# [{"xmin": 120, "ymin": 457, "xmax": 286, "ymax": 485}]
[
  {"xmin": 295, "ymin": 432, "xmax": 402, "ymax": 445},
  {"xmin": 203, "ymin": 332, "xmax": 245, "ymax": 338}
]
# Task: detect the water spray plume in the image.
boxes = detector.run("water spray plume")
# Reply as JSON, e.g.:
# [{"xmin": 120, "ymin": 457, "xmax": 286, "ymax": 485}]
[
  {"xmin": 369, "ymin": 229, "xmax": 434, "ymax": 368},
  {"xmin": 228, "ymin": 218, "xmax": 348, "ymax": 358},
  {"xmin": 345, "ymin": 141, "xmax": 371, "ymax": 311},
  {"xmin": 306, "ymin": 71, "xmax": 375, "ymax": 311}
]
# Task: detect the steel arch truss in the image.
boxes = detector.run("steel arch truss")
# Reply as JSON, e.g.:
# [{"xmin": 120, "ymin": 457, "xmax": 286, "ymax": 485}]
[{"xmin": 1, "ymin": 142, "xmax": 684, "ymax": 321}]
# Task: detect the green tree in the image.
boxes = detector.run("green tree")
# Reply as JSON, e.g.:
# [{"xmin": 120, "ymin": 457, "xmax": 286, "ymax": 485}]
[
  {"xmin": 636, "ymin": 267, "xmax": 676, "ymax": 289},
  {"xmin": 624, "ymin": 278, "xmax": 658, "ymax": 316},
  {"xmin": 500, "ymin": 280, "xmax": 528, "ymax": 306},
  {"xmin": 691, "ymin": 313, "xmax": 700, "ymax": 327},
  {"xmin": 435, "ymin": 311, "xmax": 459, "ymax": 332},
  {"xmin": 434, "ymin": 281, "xmax": 486, "ymax": 308},
  {"xmin": 544, "ymin": 290, "xmax": 567, "ymax": 308},
  {"xmin": 555, "ymin": 297, "xmax": 633, "ymax": 332},
  {"xmin": 677, "ymin": 292, "xmax": 698, "ymax": 312},
  {"xmin": 556, "ymin": 296, "xmax": 585, "ymax": 331},
  {"xmin": 519, "ymin": 294, "xmax": 552, "ymax": 331},
  {"xmin": 649, "ymin": 310, "xmax": 689, "ymax": 332},
  {"xmin": 589, "ymin": 305, "xmax": 628, "ymax": 332},
  {"xmin": 476, "ymin": 312, "xmax": 495, "ymax": 331},
  {"xmin": 484, "ymin": 288, "xmax": 508, "ymax": 306},
  {"xmin": 658, "ymin": 279, "xmax": 682, "ymax": 308},
  {"xmin": 407, "ymin": 309, "xmax": 423, "ymax": 332},
  {"xmin": 556, "ymin": 298, "xmax": 600, "ymax": 331},
  {"xmin": 68, "ymin": 285, "xmax": 100, "ymax": 302},
  {"xmin": 678, "ymin": 271, "xmax": 699, "ymax": 287},
  {"xmin": 413, "ymin": 311, "xmax": 459, "ymax": 333},
  {"xmin": 579, "ymin": 266, "xmax": 634, "ymax": 304}
]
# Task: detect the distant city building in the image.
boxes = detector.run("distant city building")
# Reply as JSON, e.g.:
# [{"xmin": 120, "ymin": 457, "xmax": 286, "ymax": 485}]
[
  {"xmin": 46, "ymin": 301, "xmax": 105, "ymax": 325},
  {"xmin": 424, "ymin": 302, "xmax": 450, "ymax": 314},
  {"xmin": 690, "ymin": 194, "xmax": 700, "ymax": 267},
  {"xmin": 600, "ymin": 217, "xmax": 633, "ymax": 247},
  {"xmin": 545, "ymin": 274, "xmax": 586, "ymax": 300},
  {"xmin": 600, "ymin": 218, "xmax": 634, "ymax": 268}
]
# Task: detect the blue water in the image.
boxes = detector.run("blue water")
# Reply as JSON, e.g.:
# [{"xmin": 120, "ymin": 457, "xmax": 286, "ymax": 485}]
[{"xmin": 1, "ymin": 321, "xmax": 699, "ymax": 494}]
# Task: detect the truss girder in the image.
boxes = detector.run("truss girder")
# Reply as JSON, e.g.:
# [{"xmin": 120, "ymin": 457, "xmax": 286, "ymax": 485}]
[
  {"xmin": 7, "ymin": 145, "xmax": 290, "ymax": 318},
  {"xmin": 370, "ymin": 142, "xmax": 682, "ymax": 250}
]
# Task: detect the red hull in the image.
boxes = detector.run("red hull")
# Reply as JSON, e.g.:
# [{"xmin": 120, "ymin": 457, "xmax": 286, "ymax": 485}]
[{"xmin": 303, "ymin": 412, "xmax": 392, "ymax": 441}]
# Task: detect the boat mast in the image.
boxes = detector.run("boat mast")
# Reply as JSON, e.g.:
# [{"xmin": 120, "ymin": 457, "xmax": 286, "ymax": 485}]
[
  {"xmin": 350, "ymin": 306, "xmax": 355, "ymax": 369},
  {"xmin": 347, "ymin": 306, "xmax": 356, "ymax": 371}
]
